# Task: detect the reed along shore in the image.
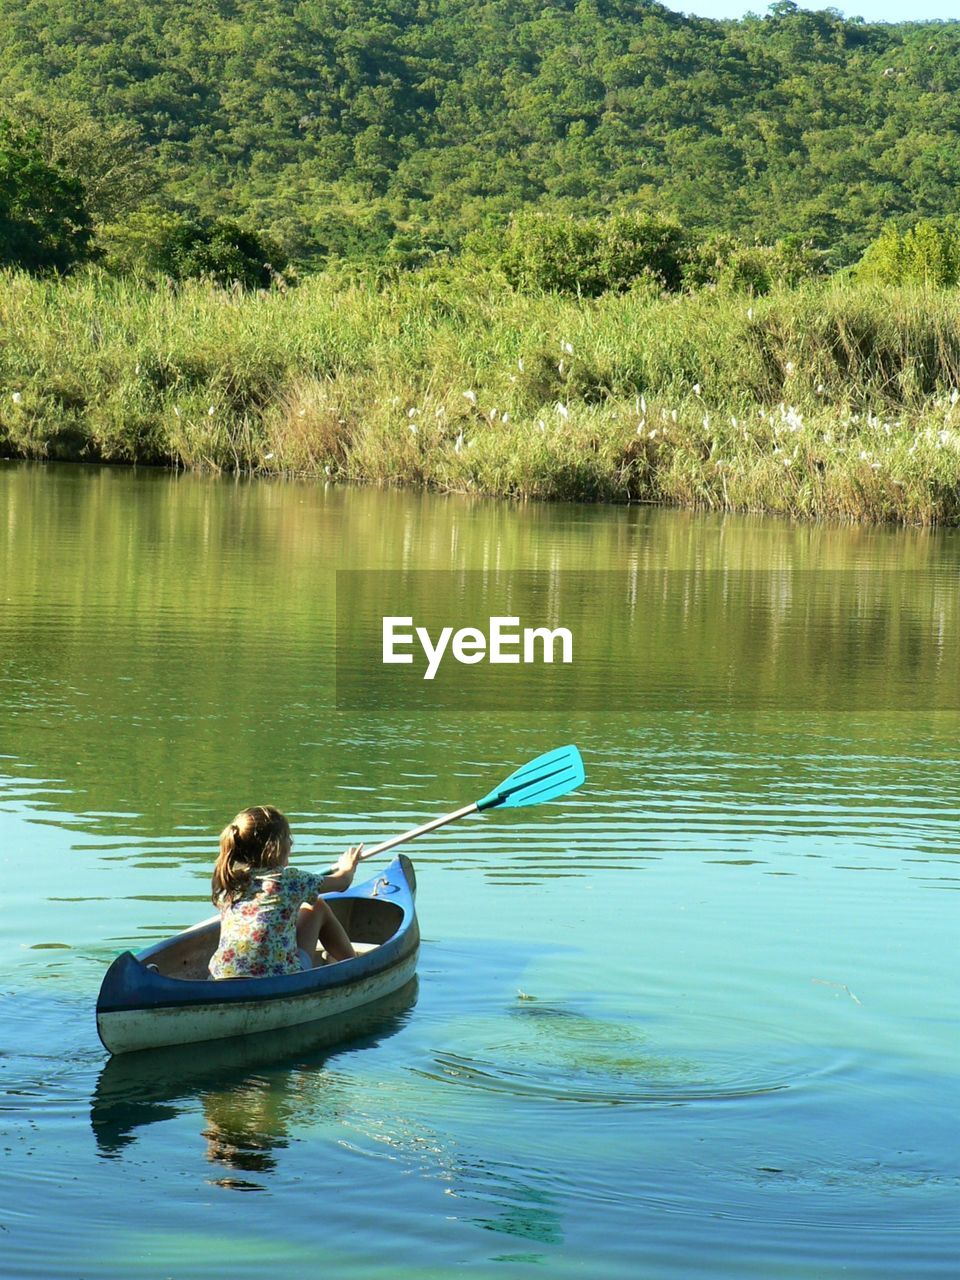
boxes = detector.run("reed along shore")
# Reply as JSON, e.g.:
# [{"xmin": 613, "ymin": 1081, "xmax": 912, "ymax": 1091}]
[{"xmin": 5, "ymin": 267, "xmax": 960, "ymax": 523}]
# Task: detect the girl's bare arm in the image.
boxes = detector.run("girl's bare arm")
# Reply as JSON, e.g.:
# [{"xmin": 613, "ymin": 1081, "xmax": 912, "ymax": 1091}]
[{"xmin": 316, "ymin": 844, "xmax": 364, "ymax": 894}]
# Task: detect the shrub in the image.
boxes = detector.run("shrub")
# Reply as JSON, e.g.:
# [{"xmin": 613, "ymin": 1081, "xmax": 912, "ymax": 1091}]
[
  {"xmin": 467, "ymin": 209, "xmax": 689, "ymax": 296},
  {"xmin": 684, "ymin": 233, "xmax": 825, "ymax": 295},
  {"xmin": 857, "ymin": 218, "xmax": 960, "ymax": 287},
  {"xmin": 468, "ymin": 212, "xmax": 824, "ymax": 297},
  {"xmin": 100, "ymin": 212, "xmax": 288, "ymax": 288}
]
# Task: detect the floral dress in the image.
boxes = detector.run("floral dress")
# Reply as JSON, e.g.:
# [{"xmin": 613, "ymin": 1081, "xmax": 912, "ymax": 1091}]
[{"xmin": 209, "ymin": 867, "xmax": 325, "ymax": 979}]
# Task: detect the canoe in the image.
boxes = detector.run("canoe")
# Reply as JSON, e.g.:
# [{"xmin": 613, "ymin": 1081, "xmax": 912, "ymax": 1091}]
[{"xmin": 96, "ymin": 854, "xmax": 419, "ymax": 1055}]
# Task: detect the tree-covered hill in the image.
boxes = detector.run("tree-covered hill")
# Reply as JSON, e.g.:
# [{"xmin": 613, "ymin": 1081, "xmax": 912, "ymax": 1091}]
[{"xmin": 2, "ymin": 0, "xmax": 960, "ymax": 264}]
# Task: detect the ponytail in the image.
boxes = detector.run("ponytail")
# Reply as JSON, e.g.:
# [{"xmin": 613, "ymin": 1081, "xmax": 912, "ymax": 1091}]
[{"xmin": 212, "ymin": 805, "xmax": 291, "ymax": 906}]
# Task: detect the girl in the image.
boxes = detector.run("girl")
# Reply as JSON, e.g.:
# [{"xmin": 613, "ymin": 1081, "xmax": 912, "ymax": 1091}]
[{"xmin": 209, "ymin": 804, "xmax": 363, "ymax": 980}]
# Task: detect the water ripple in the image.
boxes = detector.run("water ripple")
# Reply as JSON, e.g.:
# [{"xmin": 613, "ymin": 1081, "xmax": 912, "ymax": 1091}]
[{"xmin": 416, "ymin": 1048, "xmax": 794, "ymax": 1106}]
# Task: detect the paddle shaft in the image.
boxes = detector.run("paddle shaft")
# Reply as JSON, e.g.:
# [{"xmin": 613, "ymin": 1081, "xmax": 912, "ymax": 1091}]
[{"xmin": 358, "ymin": 802, "xmax": 479, "ymax": 861}]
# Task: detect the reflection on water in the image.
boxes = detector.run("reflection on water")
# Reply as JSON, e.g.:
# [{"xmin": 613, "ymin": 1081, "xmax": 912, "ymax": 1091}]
[
  {"xmin": 92, "ymin": 981, "xmax": 419, "ymax": 1185},
  {"xmin": 336, "ymin": 568, "xmax": 960, "ymax": 714},
  {"xmin": 2, "ymin": 464, "xmax": 960, "ymax": 830},
  {"xmin": 1, "ymin": 463, "xmax": 959, "ymax": 1279}
]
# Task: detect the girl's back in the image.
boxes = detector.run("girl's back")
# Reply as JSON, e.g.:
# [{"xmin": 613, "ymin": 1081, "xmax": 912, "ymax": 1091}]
[
  {"xmin": 208, "ymin": 805, "xmax": 361, "ymax": 979},
  {"xmin": 210, "ymin": 865, "xmax": 325, "ymax": 978}
]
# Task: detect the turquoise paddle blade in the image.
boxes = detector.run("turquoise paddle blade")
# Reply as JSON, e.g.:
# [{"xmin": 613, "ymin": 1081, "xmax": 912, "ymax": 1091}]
[{"xmin": 475, "ymin": 745, "xmax": 585, "ymax": 811}]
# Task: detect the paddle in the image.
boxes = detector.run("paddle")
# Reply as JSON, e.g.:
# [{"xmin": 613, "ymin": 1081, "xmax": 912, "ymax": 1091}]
[{"xmin": 355, "ymin": 744, "xmax": 585, "ymax": 863}]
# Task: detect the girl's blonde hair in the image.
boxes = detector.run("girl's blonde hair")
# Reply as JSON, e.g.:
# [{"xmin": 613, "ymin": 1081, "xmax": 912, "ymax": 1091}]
[{"xmin": 212, "ymin": 805, "xmax": 291, "ymax": 906}]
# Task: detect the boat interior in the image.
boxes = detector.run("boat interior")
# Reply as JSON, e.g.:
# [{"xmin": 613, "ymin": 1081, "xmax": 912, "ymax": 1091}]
[{"xmin": 143, "ymin": 897, "xmax": 405, "ymax": 982}]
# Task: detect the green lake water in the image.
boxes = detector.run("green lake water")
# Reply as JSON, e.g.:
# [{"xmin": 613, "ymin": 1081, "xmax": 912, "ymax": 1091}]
[{"xmin": 1, "ymin": 462, "xmax": 958, "ymax": 1278}]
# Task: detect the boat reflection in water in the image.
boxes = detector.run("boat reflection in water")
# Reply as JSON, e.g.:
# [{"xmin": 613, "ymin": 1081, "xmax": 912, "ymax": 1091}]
[{"xmin": 91, "ymin": 978, "xmax": 419, "ymax": 1188}]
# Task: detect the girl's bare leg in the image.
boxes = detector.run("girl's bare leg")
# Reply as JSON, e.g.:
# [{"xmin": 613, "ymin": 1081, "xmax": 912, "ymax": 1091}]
[{"xmin": 297, "ymin": 899, "xmax": 356, "ymax": 964}]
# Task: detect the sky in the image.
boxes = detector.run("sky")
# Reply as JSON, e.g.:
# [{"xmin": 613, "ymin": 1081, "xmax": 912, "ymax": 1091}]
[{"xmin": 675, "ymin": 0, "xmax": 960, "ymax": 20}]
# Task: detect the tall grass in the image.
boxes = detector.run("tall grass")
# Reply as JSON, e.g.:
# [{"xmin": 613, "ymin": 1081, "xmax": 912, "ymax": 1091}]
[{"xmin": 3, "ymin": 266, "xmax": 960, "ymax": 522}]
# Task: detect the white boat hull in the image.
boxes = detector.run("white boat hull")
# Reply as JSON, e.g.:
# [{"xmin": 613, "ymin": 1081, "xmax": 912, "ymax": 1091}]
[{"xmin": 97, "ymin": 949, "xmax": 419, "ymax": 1054}]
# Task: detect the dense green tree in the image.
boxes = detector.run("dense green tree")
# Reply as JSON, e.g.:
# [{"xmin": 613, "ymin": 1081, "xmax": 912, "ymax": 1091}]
[
  {"xmin": 0, "ymin": 95, "xmax": 157, "ymax": 222},
  {"xmin": 1, "ymin": 0, "xmax": 960, "ymax": 266},
  {"xmin": 0, "ymin": 120, "xmax": 93, "ymax": 272}
]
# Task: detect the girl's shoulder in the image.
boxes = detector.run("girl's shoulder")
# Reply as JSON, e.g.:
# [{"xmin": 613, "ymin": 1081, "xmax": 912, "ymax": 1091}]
[{"xmin": 254, "ymin": 866, "xmax": 320, "ymax": 894}]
